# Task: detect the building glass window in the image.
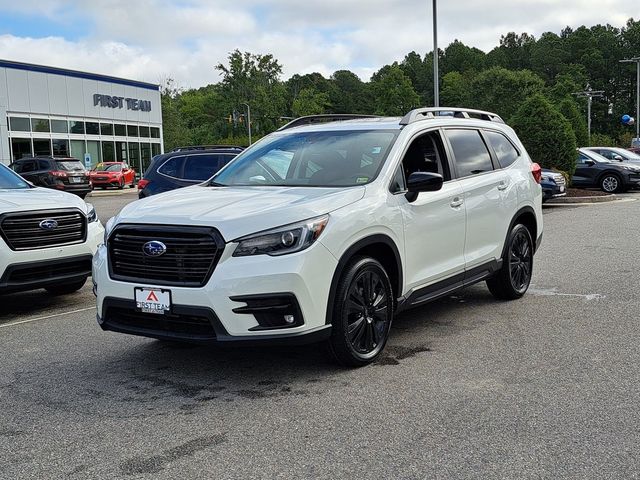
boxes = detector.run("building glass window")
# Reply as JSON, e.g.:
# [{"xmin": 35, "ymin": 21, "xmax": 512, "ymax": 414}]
[
  {"xmin": 128, "ymin": 142, "xmax": 140, "ymax": 172},
  {"xmin": 31, "ymin": 118, "xmax": 50, "ymax": 133},
  {"xmin": 86, "ymin": 122, "xmax": 100, "ymax": 135},
  {"xmin": 114, "ymin": 124, "xmax": 126, "ymax": 136},
  {"xmin": 86, "ymin": 141, "xmax": 101, "ymax": 166},
  {"xmin": 150, "ymin": 127, "xmax": 160, "ymax": 138},
  {"xmin": 141, "ymin": 143, "xmax": 152, "ymax": 172},
  {"xmin": 9, "ymin": 117, "xmax": 31, "ymax": 132},
  {"xmin": 33, "ymin": 139, "xmax": 52, "ymax": 157},
  {"xmin": 51, "ymin": 119, "xmax": 68, "ymax": 133},
  {"xmin": 127, "ymin": 125, "xmax": 139, "ymax": 137},
  {"xmin": 116, "ymin": 141, "xmax": 128, "ymax": 162},
  {"xmin": 69, "ymin": 120, "xmax": 85, "ymax": 134},
  {"xmin": 52, "ymin": 139, "xmax": 70, "ymax": 157},
  {"xmin": 139, "ymin": 126, "xmax": 150, "ymax": 138},
  {"xmin": 11, "ymin": 138, "xmax": 32, "ymax": 160},
  {"xmin": 102, "ymin": 141, "xmax": 115, "ymax": 161},
  {"xmin": 101, "ymin": 123, "xmax": 114, "ymax": 135},
  {"xmin": 151, "ymin": 143, "xmax": 161, "ymax": 157},
  {"xmin": 70, "ymin": 140, "xmax": 86, "ymax": 161}
]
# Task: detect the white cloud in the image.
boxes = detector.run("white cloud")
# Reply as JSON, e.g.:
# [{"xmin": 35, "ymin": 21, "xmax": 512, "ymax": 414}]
[{"xmin": 0, "ymin": 0, "xmax": 637, "ymax": 86}]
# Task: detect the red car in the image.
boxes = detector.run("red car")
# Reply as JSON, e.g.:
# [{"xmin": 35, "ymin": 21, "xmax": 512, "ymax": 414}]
[{"xmin": 89, "ymin": 162, "xmax": 136, "ymax": 189}]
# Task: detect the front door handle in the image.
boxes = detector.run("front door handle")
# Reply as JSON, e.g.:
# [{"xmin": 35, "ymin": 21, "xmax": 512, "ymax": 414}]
[
  {"xmin": 450, "ymin": 197, "xmax": 464, "ymax": 208},
  {"xmin": 497, "ymin": 180, "xmax": 508, "ymax": 191}
]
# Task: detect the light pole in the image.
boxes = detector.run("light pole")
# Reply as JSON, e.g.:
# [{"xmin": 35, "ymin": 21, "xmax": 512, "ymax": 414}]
[
  {"xmin": 241, "ymin": 103, "xmax": 252, "ymax": 145},
  {"xmin": 620, "ymin": 57, "xmax": 640, "ymax": 142},
  {"xmin": 432, "ymin": 0, "xmax": 439, "ymax": 107},
  {"xmin": 573, "ymin": 84, "xmax": 604, "ymax": 145}
]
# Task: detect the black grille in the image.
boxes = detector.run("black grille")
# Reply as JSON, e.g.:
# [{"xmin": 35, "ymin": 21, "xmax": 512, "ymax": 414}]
[
  {"xmin": 105, "ymin": 306, "xmax": 216, "ymax": 337},
  {"xmin": 0, "ymin": 209, "xmax": 87, "ymax": 251},
  {"xmin": 108, "ymin": 225, "xmax": 224, "ymax": 287},
  {"xmin": 2, "ymin": 256, "xmax": 92, "ymax": 287}
]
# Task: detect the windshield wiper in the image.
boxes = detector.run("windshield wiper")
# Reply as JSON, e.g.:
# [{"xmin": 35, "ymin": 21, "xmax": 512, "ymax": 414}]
[{"xmin": 208, "ymin": 181, "xmax": 225, "ymax": 187}]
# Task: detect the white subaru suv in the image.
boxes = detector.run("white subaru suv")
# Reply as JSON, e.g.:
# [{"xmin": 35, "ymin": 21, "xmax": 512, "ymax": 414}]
[
  {"xmin": 94, "ymin": 108, "xmax": 543, "ymax": 366},
  {"xmin": 0, "ymin": 164, "xmax": 103, "ymax": 295}
]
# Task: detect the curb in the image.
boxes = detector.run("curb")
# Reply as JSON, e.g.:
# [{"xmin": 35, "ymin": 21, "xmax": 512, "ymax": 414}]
[
  {"xmin": 87, "ymin": 189, "xmax": 138, "ymax": 198},
  {"xmin": 546, "ymin": 194, "xmax": 618, "ymax": 204}
]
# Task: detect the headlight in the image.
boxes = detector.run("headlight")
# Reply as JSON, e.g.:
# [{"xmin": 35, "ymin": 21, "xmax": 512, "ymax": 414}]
[
  {"xmin": 86, "ymin": 203, "xmax": 98, "ymax": 223},
  {"xmin": 540, "ymin": 175, "xmax": 550, "ymax": 182},
  {"xmin": 623, "ymin": 165, "xmax": 640, "ymax": 172},
  {"xmin": 233, "ymin": 215, "xmax": 329, "ymax": 257}
]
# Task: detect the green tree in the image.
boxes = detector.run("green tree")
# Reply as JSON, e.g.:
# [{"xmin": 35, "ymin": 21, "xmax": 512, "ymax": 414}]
[
  {"xmin": 370, "ymin": 65, "xmax": 420, "ymax": 116},
  {"xmin": 441, "ymin": 40, "xmax": 486, "ymax": 74},
  {"xmin": 510, "ymin": 94, "xmax": 577, "ymax": 175},
  {"xmin": 470, "ymin": 67, "xmax": 545, "ymax": 120},
  {"xmin": 557, "ymin": 97, "xmax": 589, "ymax": 147},
  {"xmin": 440, "ymin": 71, "xmax": 472, "ymax": 106},
  {"xmin": 329, "ymin": 70, "xmax": 372, "ymax": 113},
  {"xmin": 292, "ymin": 88, "xmax": 330, "ymax": 116}
]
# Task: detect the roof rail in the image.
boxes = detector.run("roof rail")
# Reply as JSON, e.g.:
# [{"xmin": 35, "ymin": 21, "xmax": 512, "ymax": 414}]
[
  {"xmin": 171, "ymin": 145, "xmax": 245, "ymax": 152},
  {"xmin": 400, "ymin": 108, "xmax": 504, "ymax": 125},
  {"xmin": 277, "ymin": 114, "xmax": 381, "ymax": 131}
]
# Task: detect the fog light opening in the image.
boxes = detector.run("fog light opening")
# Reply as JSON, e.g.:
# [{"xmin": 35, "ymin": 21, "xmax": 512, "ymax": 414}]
[{"xmin": 284, "ymin": 314, "xmax": 295, "ymax": 324}]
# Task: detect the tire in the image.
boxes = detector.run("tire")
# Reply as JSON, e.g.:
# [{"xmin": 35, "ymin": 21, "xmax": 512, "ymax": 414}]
[
  {"xmin": 486, "ymin": 224, "xmax": 533, "ymax": 300},
  {"xmin": 599, "ymin": 173, "xmax": 623, "ymax": 193},
  {"xmin": 327, "ymin": 256, "xmax": 394, "ymax": 367},
  {"xmin": 45, "ymin": 278, "xmax": 87, "ymax": 296},
  {"xmin": 118, "ymin": 178, "xmax": 125, "ymax": 190}
]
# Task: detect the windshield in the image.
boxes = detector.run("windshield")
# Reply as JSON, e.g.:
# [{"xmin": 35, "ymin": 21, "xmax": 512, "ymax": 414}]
[
  {"xmin": 614, "ymin": 148, "xmax": 640, "ymax": 160},
  {"xmin": 94, "ymin": 163, "xmax": 122, "ymax": 172},
  {"xmin": 581, "ymin": 150, "xmax": 609, "ymax": 163},
  {"xmin": 0, "ymin": 164, "xmax": 30, "ymax": 189},
  {"xmin": 56, "ymin": 160, "xmax": 85, "ymax": 172},
  {"xmin": 212, "ymin": 130, "xmax": 398, "ymax": 187}
]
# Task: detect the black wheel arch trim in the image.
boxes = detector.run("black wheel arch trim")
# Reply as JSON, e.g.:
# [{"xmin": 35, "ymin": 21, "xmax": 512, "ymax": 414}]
[
  {"xmin": 325, "ymin": 234, "xmax": 403, "ymax": 325},
  {"xmin": 500, "ymin": 206, "xmax": 538, "ymax": 258}
]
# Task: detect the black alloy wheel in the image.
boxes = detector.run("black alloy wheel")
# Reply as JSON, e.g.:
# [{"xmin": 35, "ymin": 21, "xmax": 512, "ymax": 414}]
[
  {"xmin": 486, "ymin": 224, "xmax": 533, "ymax": 300},
  {"xmin": 328, "ymin": 256, "xmax": 394, "ymax": 366},
  {"xmin": 509, "ymin": 229, "xmax": 532, "ymax": 294}
]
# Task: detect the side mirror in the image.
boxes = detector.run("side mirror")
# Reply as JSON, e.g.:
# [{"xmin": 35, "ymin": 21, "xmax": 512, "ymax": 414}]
[
  {"xmin": 584, "ymin": 159, "xmax": 595, "ymax": 166},
  {"xmin": 405, "ymin": 172, "xmax": 443, "ymax": 202},
  {"xmin": 613, "ymin": 155, "xmax": 624, "ymax": 162}
]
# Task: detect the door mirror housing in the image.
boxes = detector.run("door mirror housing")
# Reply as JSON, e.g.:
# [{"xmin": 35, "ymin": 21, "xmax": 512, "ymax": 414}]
[
  {"xmin": 584, "ymin": 159, "xmax": 595, "ymax": 166},
  {"xmin": 613, "ymin": 155, "xmax": 624, "ymax": 162},
  {"xmin": 405, "ymin": 172, "xmax": 443, "ymax": 202}
]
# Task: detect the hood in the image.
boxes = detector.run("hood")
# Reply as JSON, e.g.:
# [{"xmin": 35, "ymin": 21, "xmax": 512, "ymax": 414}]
[
  {"xmin": 0, "ymin": 187, "xmax": 87, "ymax": 213},
  {"xmin": 116, "ymin": 185, "xmax": 365, "ymax": 240}
]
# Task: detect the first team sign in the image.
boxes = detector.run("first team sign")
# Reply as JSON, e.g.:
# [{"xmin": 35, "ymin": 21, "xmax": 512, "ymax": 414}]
[
  {"xmin": 93, "ymin": 93, "xmax": 152, "ymax": 112},
  {"xmin": 135, "ymin": 288, "xmax": 171, "ymax": 314}
]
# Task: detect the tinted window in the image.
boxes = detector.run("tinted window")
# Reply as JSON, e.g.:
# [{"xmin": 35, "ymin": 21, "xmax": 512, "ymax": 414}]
[
  {"xmin": 31, "ymin": 119, "xmax": 50, "ymax": 132},
  {"xmin": 447, "ymin": 129, "xmax": 493, "ymax": 178},
  {"xmin": 51, "ymin": 119, "xmax": 68, "ymax": 133},
  {"xmin": 150, "ymin": 127, "xmax": 160, "ymax": 138},
  {"xmin": 390, "ymin": 167, "xmax": 406, "ymax": 193},
  {"xmin": 85, "ymin": 122, "xmax": 100, "ymax": 135},
  {"xmin": 158, "ymin": 156, "xmax": 184, "ymax": 178},
  {"xmin": 127, "ymin": 125, "xmax": 139, "ymax": 137},
  {"xmin": 139, "ymin": 126, "xmax": 150, "ymax": 138},
  {"xmin": 485, "ymin": 131, "xmax": 519, "ymax": 168},
  {"xmin": 101, "ymin": 123, "xmax": 114, "ymax": 135},
  {"xmin": 38, "ymin": 160, "xmax": 51, "ymax": 170},
  {"xmin": 114, "ymin": 124, "xmax": 126, "ymax": 136},
  {"xmin": 69, "ymin": 121, "xmax": 85, "ymax": 134},
  {"xmin": 9, "ymin": 117, "xmax": 30, "ymax": 132},
  {"xmin": 0, "ymin": 165, "xmax": 30, "ymax": 189},
  {"xmin": 56, "ymin": 160, "xmax": 85, "ymax": 172},
  {"xmin": 183, "ymin": 155, "xmax": 226, "ymax": 181},
  {"xmin": 19, "ymin": 161, "xmax": 37, "ymax": 173}
]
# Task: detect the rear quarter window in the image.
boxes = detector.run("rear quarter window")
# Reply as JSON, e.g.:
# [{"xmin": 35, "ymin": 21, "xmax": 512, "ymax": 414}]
[
  {"xmin": 485, "ymin": 131, "xmax": 520, "ymax": 168},
  {"xmin": 158, "ymin": 156, "xmax": 185, "ymax": 178}
]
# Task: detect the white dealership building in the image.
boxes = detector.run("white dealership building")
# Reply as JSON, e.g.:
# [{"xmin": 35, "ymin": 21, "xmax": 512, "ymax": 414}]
[{"xmin": 0, "ymin": 59, "xmax": 163, "ymax": 172}]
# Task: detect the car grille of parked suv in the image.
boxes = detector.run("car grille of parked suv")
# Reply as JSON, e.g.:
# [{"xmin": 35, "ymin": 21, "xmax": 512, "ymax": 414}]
[
  {"xmin": 0, "ymin": 210, "xmax": 87, "ymax": 250},
  {"xmin": 108, "ymin": 225, "xmax": 224, "ymax": 287},
  {"xmin": 551, "ymin": 173, "xmax": 566, "ymax": 186}
]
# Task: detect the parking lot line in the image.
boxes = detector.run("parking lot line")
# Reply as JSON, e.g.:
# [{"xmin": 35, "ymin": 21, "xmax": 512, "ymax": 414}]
[{"xmin": 0, "ymin": 307, "xmax": 96, "ymax": 329}]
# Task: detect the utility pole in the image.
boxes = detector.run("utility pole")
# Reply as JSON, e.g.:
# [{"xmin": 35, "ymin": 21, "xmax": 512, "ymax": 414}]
[
  {"xmin": 432, "ymin": 0, "xmax": 439, "ymax": 107},
  {"xmin": 572, "ymin": 84, "xmax": 604, "ymax": 145},
  {"xmin": 620, "ymin": 57, "xmax": 640, "ymax": 143},
  {"xmin": 241, "ymin": 103, "xmax": 252, "ymax": 145}
]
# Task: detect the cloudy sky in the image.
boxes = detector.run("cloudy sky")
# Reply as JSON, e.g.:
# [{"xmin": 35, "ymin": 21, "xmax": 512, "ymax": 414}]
[{"xmin": 0, "ymin": 1, "xmax": 636, "ymax": 88}]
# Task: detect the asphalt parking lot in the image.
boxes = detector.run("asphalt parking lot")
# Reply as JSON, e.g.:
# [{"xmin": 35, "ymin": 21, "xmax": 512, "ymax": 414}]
[{"xmin": 1, "ymin": 191, "xmax": 639, "ymax": 479}]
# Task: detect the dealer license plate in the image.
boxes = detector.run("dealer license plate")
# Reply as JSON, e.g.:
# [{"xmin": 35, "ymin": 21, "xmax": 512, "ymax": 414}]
[
  {"xmin": 559, "ymin": 185, "xmax": 565, "ymax": 193},
  {"xmin": 69, "ymin": 176, "xmax": 83, "ymax": 183},
  {"xmin": 135, "ymin": 288, "xmax": 171, "ymax": 315}
]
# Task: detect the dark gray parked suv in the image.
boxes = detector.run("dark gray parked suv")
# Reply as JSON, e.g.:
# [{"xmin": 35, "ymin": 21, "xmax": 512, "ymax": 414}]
[{"xmin": 10, "ymin": 156, "xmax": 92, "ymax": 198}]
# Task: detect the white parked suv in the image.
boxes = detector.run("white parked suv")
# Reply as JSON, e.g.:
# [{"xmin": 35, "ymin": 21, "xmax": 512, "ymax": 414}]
[
  {"xmin": 0, "ymin": 164, "xmax": 103, "ymax": 295},
  {"xmin": 94, "ymin": 108, "xmax": 543, "ymax": 366}
]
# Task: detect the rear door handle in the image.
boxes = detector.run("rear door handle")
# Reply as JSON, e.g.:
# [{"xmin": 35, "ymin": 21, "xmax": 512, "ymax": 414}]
[{"xmin": 450, "ymin": 197, "xmax": 464, "ymax": 208}]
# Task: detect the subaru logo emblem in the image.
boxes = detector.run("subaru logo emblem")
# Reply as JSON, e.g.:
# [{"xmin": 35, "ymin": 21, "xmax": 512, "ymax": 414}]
[
  {"xmin": 39, "ymin": 219, "xmax": 58, "ymax": 231},
  {"xmin": 143, "ymin": 240, "xmax": 167, "ymax": 257}
]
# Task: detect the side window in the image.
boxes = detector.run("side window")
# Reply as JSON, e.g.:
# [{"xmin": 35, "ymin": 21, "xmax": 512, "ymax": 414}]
[
  {"xmin": 485, "ymin": 131, "xmax": 519, "ymax": 168},
  {"xmin": 183, "ymin": 155, "xmax": 223, "ymax": 181},
  {"xmin": 400, "ymin": 130, "xmax": 451, "ymax": 184},
  {"xmin": 158, "ymin": 156, "xmax": 184, "ymax": 178},
  {"xmin": 390, "ymin": 166, "xmax": 406, "ymax": 193},
  {"xmin": 38, "ymin": 160, "xmax": 51, "ymax": 170},
  {"xmin": 446, "ymin": 129, "xmax": 494, "ymax": 178},
  {"xmin": 19, "ymin": 161, "xmax": 36, "ymax": 173},
  {"xmin": 11, "ymin": 162, "xmax": 23, "ymax": 173}
]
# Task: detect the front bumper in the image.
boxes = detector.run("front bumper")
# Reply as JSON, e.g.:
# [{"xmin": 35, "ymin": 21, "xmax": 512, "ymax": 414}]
[
  {"xmin": 92, "ymin": 240, "xmax": 339, "ymax": 343},
  {"xmin": 91, "ymin": 177, "xmax": 122, "ymax": 187},
  {"xmin": 0, "ymin": 221, "xmax": 103, "ymax": 294}
]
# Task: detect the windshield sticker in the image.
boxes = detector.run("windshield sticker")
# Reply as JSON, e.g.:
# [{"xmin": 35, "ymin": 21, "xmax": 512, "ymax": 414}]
[
  {"xmin": 371, "ymin": 147, "xmax": 382, "ymax": 154},
  {"xmin": 356, "ymin": 177, "xmax": 369, "ymax": 184}
]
